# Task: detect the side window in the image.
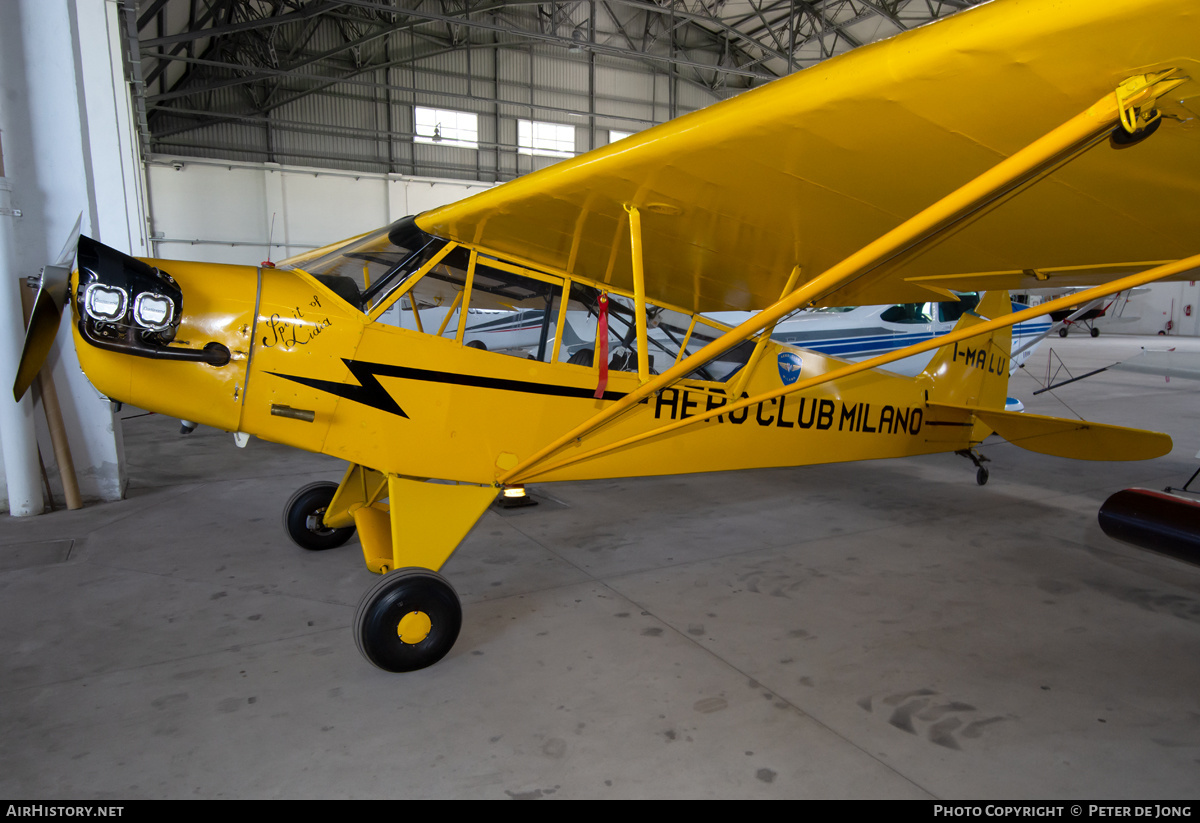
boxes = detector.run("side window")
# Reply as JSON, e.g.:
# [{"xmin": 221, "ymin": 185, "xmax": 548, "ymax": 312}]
[
  {"xmin": 376, "ymin": 250, "xmax": 568, "ymax": 362},
  {"xmin": 461, "ymin": 262, "xmax": 563, "ymax": 362},
  {"xmin": 678, "ymin": 319, "xmax": 753, "ymax": 383},
  {"xmin": 375, "ymin": 245, "xmax": 470, "ymax": 338},
  {"xmin": 288, "ymin": 217, "xmax": 447, "ymax": 314},
  {"xmin": 938, "ymin": 293, "xmax": 980, "ymax": 323},
  {"xmin": 880, "ymin": 303, "xmax": 935, "ymax": 324},
  {"xmin": 563, "ymin": 285, "xmax": 748, "ymax": 382},
  {"xmin": 562, "ymin": 290, "xmax": 655, "ymax": 373},
  {"xmin": 372, "ymin": 250, "xmax": 750, "ymax": 384}
]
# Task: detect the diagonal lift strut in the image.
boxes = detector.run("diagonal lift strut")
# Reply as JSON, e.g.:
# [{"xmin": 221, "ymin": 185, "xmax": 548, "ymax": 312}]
[{"xmin": 499, "ymin": 72, "xmax": 1189, "ymax": 486}]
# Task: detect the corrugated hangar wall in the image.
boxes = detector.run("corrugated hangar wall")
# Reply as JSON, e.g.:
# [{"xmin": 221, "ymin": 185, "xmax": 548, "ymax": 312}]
[
  {"xmin": 142, "ymin": 20, "xmax": 724, "ymax": 262},
  {"xmin": 150, "ymin": 36, "xmax": 722, "ymax": 183},
  {"xmin": 145, "ymin": 159, "xmax": 494, "ymax": 267}
]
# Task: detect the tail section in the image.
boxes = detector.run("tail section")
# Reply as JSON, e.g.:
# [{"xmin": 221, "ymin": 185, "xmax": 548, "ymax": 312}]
[
  {"xmin": 922, "ymin": 290, "xmax": 1012, "ymax": 410},
  {"xmin": 932, "ymin": 405, "xmax": 1171, "ymax": 461},
  {"xmin": 921, "ymin": 290, "xmax": 1172, "ymax": 462}
]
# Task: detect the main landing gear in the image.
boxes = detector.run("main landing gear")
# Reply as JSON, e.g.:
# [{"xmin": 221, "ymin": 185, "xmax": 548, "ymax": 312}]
[
  {"xmin": 282, "ymin": 471, "xmax": 496, "ymax": 672},
  {"xmin": 283, "ymin": 481, "xmax": 357, "ymax": 550},
  {"xmin": 354, "ymin": 569, "xmax": 463, "ymax": 672},
  {"xmin": 956, "ymin": 449, "xmax": 991, "ymax": 486}
]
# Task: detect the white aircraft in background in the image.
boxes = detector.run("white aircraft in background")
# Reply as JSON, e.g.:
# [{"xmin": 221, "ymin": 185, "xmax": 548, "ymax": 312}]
[{"xmin": 709, "ymin": 293, "xmax": 1052, "ymax": 378}]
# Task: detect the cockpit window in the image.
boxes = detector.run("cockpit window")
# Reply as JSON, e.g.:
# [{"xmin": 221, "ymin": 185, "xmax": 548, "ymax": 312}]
[
  {"xmin": 937, "ymin": 292, "xmax": 980, "ymax": 323},
  {"xmin": 565, "ymin": 286, "xmax": 748, "ymax": 382},
  {"xmin": 880, "ymin": 303, "xmax": 935, "ymax": 324},
  {"xmin": 373, "ymin": 248, "xmax": 568, "ymax": 363},
  {"xmin": 282, "ymin": 216, "xmax": 446, "ymax": 312}
]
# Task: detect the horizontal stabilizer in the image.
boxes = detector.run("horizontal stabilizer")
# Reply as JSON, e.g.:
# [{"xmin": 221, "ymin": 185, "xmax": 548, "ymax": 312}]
[
  {"xmin": 1112, "ymin": 350, "xmax": 1200, "ymax": 381},
  {"xmin": 928, "ymin": 403, "xmax": 1172, "ymax": 461}
]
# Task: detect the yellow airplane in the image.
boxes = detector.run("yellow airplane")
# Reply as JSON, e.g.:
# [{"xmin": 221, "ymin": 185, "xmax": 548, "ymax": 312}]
[{"xmin": 13, "ymin": 0, "xmax": 1200, "ymax": 672}]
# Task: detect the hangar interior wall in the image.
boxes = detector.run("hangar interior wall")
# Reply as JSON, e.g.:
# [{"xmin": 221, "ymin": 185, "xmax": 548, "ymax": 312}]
[
  {"xmin": 1110, "ymin": 282, "xmax": 1200, "ymax": 338},
  {"xmin": 145, "ymin": 157, "xmax": 494, "ymax": 267}
]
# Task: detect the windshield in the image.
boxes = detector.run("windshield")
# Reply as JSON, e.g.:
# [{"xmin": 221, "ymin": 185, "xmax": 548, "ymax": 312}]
[{"xmin": 283, "ymin": 216, "xmax": 446, "ymax": 312}]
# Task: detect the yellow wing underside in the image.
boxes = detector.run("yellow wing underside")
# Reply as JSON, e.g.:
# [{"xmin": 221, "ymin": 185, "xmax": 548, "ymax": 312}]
[{"xmin": 417, "ymin": 0, "xmax": 1200, "ymax": 315}]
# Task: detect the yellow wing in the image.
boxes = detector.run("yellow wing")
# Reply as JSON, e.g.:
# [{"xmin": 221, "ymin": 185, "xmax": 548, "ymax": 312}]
[{"xmin": 416, "ymin": 0, "xmax": 1200, "ymax": 314}]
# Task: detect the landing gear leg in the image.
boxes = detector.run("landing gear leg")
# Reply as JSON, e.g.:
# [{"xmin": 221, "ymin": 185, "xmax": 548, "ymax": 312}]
[
  {"xmin": 348, "ymin": 475, "xmax": 498, "ymax": 671},
  {"xmin": 956, "ymin": 449, "xmax": 991, "ymax": 486}
]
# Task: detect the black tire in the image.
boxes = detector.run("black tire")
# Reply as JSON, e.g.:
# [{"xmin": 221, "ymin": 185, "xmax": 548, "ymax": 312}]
[
  {"xmin": 1090, "ymin": 327, "xmax": 1100, "ymax": 338},
  {"xmin": 466, "ymin": 340, "xmax": 487, "ymax": 350},
  {"xmin": 1058, "ymin": 327, "xmax": 1069, "ymax": 338},
  {"xmin": 283, "ymin": 481, "xmax": 355, "ymax": 551},
  {"xmin": 355, "ymin": 569, "xmax": 463, "ymax": 672},
  {"xmin": 976, "ymin": 466, "xmax": 989, "ymax": 486}
]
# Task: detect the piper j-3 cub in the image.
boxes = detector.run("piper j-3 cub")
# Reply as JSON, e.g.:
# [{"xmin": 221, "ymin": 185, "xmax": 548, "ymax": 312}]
[{"xmin": 15, "ymin": 0, "xmax": 1200, "ymax": 672}]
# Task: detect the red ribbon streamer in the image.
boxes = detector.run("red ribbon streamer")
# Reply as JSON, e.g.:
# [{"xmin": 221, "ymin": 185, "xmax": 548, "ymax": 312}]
[{"xmin": 594, "ymin": 292, "xmax": 609, "ymax": 399}]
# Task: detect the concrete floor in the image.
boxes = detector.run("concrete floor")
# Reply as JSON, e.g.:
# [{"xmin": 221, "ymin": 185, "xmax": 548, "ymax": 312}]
[{"xmin": 2, "ymin": 334, "xmax": 1200, "ymax": 799}]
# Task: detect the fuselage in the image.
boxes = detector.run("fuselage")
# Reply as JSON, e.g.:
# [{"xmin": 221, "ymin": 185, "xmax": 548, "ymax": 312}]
[{"xmin": 69, "ymin": 222, "xmax": 1004, "ymax": 487}]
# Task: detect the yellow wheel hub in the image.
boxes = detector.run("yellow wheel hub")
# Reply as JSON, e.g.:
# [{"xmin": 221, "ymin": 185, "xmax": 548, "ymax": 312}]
[{"xmin": 396, "ymin": 610, "xmax": 432, "ymax": 644}]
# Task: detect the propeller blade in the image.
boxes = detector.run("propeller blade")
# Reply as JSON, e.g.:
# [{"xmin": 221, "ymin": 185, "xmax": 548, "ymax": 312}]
[
  {"xmin": 13, "ymin": 217, "xmax": 81, "ymax": 402},
  {"xmin": 53, "ymin": 215, "xmax": 82, "ymax": 269}
]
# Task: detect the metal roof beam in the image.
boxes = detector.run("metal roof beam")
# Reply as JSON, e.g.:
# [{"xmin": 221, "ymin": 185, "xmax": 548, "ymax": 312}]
[
  {"xmin": 144, "ymin": 9, "xmax": 772, "ymax": 110},
  {"xmin": 141, "ymin": 1, "xmax": 339, "ymax": 48}
]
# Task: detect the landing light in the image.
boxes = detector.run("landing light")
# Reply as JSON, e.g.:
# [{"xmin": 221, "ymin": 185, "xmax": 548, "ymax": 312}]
[
  {"xmin": 133, "ymin": 293, "xmax": 175, "ymax": 330},
  {"xmin": 83, "ymin": 283, "xmax": 127, "ymax": 322},
  {"xmin": 497, "ymin": 484, "xmax": 537, "ymax": 509}
]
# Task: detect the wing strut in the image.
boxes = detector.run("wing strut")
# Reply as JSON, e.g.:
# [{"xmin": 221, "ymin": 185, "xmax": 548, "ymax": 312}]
[
  {"xmin": 625, "ymin": 205, "xmax": 651, "ymax": 383},
  {"xmin": 497, "ymin": 72, "xmax": 1186, "ymax": 486},
  {"xmin": 731, "ymin": 265, "xmax": 803, "ymax": 400},
  {"xmin": 512, "ymin": 253, "xmax": 1200, "ymax": 481}
]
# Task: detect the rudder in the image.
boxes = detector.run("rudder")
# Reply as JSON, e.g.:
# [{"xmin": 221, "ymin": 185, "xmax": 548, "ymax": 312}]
[{"xmin": 922, "ymin": 291, "xmax": 1012, "ymax": 411}]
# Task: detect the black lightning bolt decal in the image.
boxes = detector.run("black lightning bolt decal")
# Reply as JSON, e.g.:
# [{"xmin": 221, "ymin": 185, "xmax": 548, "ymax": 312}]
[
  {"xmin": 272, "ymin": 359, "xmax": 410, "ymax": 417},
  {"xmin": 269, "ymin": 359, "xmax": 628, "ymax": 418}
]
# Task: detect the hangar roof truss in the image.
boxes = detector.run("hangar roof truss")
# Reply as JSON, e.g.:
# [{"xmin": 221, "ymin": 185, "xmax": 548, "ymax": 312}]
[{"xmin": 126, "ymin": 0, "xmax": 985, "ymax": 177}]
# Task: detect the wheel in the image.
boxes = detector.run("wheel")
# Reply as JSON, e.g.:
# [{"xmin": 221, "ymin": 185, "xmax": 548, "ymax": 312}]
[
  {"xmin": 1090, "ymin": 327, "xmax": 1100, "ymax": 338},
  {"xmin": 355, "ymin": 569, "xmax": 463, "ymax": 672},
  {"xmin": 283, "ymin": 481, "xmax": 356, "ymax": 551},
  {"xmin": 976, "ymin": 466, "xmax": 989, "ymax": 486},
  {"xmin": 1058, "ymin": 327, "xmax": 1069, "ymax": 338},
  {"xmin": 466, "ymin": 339, "xmax": 487, "ymax": 350}
]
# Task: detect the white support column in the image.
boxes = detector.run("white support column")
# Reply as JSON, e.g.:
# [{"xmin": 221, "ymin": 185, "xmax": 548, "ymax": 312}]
[
  {"xmin": 0, "ymin": 0, "xmax": 146, "ymax": 512},
  {"xmin": 0, "ymin": 159, "xmax": 44, "ymax": 516}
]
